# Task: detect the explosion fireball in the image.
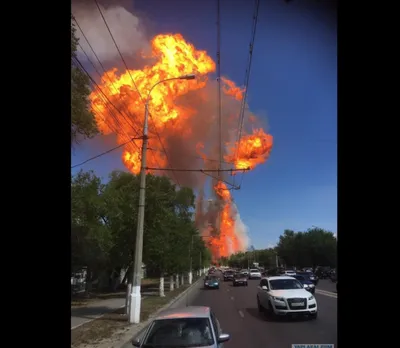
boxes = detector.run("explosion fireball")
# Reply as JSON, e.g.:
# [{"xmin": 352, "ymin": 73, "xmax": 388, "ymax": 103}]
[{"xmin": 89, "ymin": 33, "xmax": 273, "ymax": 260}]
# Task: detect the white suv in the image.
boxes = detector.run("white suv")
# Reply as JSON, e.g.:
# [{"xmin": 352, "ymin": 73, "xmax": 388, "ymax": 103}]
[
  {"xmin": 249, "ymin": 268, "xmax": 262, "ymax": 279},
  {"xmin": 256, "ymin": 276, "xmax": 318, "ymax": 319}
]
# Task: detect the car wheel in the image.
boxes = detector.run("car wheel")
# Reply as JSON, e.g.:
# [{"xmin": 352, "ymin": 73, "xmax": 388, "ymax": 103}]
[
  {"xmin": 265, "ymin": 301, "xmax": 275, "ymax": 317},
  {"xmin": 310, "ymin": 312, "xmax": 318, "ymax": 320},
  {"xmin": 245, "ymin": 282, "xmax": 248, "ymax": 286},
  {"xmin": 257, "ymin": 296, "xmax": 263, "ymax": 312}
]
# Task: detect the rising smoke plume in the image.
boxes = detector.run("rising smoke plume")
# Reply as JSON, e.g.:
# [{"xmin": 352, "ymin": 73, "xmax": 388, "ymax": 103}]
[
  {"xmin": 74, "ymin": 2, "xmax": 273, "ymax": 260},
  {"xmin": 72, "ymin": 0, "xmax": 150, "ymax": 63}
]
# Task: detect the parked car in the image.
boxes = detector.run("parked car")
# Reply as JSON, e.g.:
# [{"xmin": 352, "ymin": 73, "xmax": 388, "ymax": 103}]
[{"xmin": 132, "ymin": 306, "xmax": 230, "ymax": 347}]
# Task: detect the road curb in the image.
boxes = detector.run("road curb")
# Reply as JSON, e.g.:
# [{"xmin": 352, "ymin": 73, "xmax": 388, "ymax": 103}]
[{"xmin": 114, "ymin": 276, "xmax": 204, "ymax": 348}]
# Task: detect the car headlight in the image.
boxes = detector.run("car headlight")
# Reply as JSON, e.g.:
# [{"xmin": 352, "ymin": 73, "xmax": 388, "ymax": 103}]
[
  {"xmin": 304, "ymin": 284, "xmax": 309, "ymax": 287},
  {"xmin": 308, "ymin": 295, "xmax": 314, "ymax": 300},
  {"xmin": 309, "ymin": 284, "xmax": 315, "ymax": 287},
  {"xmin": 273, "ymin": 297, "xmax": 285, "ymax": 301}
]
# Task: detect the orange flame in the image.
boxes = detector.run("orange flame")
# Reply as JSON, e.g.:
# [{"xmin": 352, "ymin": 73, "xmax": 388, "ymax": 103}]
[
  {"xmin": 88, "ymin": 33, "xmax": 273, "ymax": 259},
  {"xmin": 225, "ymin": 128, "xmax": 274, "ymax": 170},
  {"xmin": 207, "ymin": 181, "xmax": 242, "ymax": 258}
]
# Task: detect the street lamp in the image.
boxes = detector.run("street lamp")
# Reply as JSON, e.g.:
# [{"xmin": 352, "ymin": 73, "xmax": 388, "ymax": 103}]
[{"xmin": 129, "ymin": 73, "xmax": 196, "ymax": 324}]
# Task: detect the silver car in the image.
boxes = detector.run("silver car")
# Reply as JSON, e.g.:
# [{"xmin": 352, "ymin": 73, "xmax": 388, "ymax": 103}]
[{"xmin": 132, "ymin": 306, "xmax": 230, "ymax": 347}]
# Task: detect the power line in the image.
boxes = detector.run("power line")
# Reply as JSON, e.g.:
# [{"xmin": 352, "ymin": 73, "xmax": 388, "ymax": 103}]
[
  {"xmin": 71, "ymin": 137, "xmax": 141, "ymax": 169},
  {"xmin": 146, "ymin": 167, "xmax": 250, "ymax": 173},
  {"xmin": 201, "ymin": 170, "xmax": 239, "ymax": 190},
  {"xmin": 72, "ymin": 55, "xmax": 136, "ymax": 151},
  {"xmin": 72, "ymin": 17, "xmax": 165, "ymax": 177},
  {"xmin": 72, "ymin": 56, "xmax": 142, "ymax": 155},
  {"xmin": 73, "ymin": 16, "xmax": 142, "ymax": 135},
  {"xmin": 93, "ymin": 0, "xmax": 182, "ymax": 188},
  {"xmin": 216, "ymin": 0, "xmax": 223, "ymax": 177},
  {"xmin": 147, "ymin": 147, "xmax": 235, "ymax": 165},
  {"xmin": 233, "ymin": 0, "xmax": 261, "ymax": 189}
]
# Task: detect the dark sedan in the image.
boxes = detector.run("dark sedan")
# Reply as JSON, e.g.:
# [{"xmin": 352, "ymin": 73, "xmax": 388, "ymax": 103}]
[
  {"xmin": 223, "ymin": 270, "xmax": 235, "ymax": 281},
  {"xmin": 297, "ymin": 272, "xmax": 318, "ymax": 285},
  {"xmin": 233, "ymin": 272, "xmax": 248, "ymax": 286},
  {"xmin": 293, "ymin": 274, "xmax": 315, "ymax": 294},
  {"xmin": 204, "ymin": 275, "xmax": 220, "ymax": 289}
]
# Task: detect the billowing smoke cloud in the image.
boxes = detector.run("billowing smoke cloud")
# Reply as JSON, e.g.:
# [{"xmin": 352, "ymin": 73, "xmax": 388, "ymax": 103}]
[
  {"xmin": 78, "ymin": 7, "xmax": 274, "ymax": 257},
  {"xmin": 72, "ymin": 0, "xmax": 149, "ymax": 63}
]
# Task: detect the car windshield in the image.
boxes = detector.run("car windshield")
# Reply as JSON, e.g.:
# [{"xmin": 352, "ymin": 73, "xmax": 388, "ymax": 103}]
[
  {"xmin": 208, "ymin": 276, "xmax": 218, "ymax": 281},
  {"xmin": 225, "ymin": 271, "xmax": 233, "ymax": 275},
  {"xmin": 250, "ymin": 269, "xmax": 259, "ymax": 272},
  {"xmin": 297, "ymin": 273, "xmax": 311, "ymax": 278},
  {"xmin": 143, "ymin": 317, "xmax": 214, "ymax": 347},
  {"xmin": 294, "ymin": 275, "xmax": 304, "ymax": 281},
  {"xmin": 234, "ymin": 273, "xmax": 245, "ymax": 278},
  {"xmin": 269, "ymin": 279, "xmax": 303, "ymax": 290}
]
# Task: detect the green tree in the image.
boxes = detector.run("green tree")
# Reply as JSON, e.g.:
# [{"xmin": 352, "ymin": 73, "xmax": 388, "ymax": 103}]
[
  {"xmin": 276, "ymin": 227, "xmax": 337, "ymax": 268},
  {"xmin": 102, "ymin": 171, "xmax": 202, "ymax": 296},
  {"xmin": 102, "ymin": 170, "xmax": 140, "ymax": 275},
  {"xmin": 71, "ymin": 19, "xmax": 99, "ymax": 145},
  {"xmin": 71, "ymin": 170, "xmax": 112, "ymax": 293}
]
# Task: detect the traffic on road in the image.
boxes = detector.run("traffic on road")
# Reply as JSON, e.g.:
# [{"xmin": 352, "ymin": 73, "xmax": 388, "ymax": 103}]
[{"xmin": 132, "ymin": 267, "xmax": 337, "ymax": 347}]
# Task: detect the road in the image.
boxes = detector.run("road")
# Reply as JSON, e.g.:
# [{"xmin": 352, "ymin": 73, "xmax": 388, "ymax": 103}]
[
  {"xmin": 316, "ymin": 279, "xmax": 337, "ymax": 293},
  {"xmin": 130, "ymin": 273, "xmax": 337, "ymax": 348}
]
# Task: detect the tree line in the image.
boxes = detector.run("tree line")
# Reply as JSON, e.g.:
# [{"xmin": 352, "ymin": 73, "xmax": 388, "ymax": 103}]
[
  {"xmin": 71, "ymin": 18, "xmax": 99, "ymax": 146},
  {"xmin": 72, "ymin": 170, "xmax": 212, "ymax": 294},
  {"xmin": 71, "ymin": 21, "xmax": 211, "ymax": 296},
  {"xmin": 223, "ymin": 227, "xmax": 337, "ymax": 270}
]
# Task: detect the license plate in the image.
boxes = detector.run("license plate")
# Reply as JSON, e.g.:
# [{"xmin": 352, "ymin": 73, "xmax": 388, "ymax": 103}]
[{"xmin": 291, "ymin": 302, "xmax": 304, "ymax": 307}]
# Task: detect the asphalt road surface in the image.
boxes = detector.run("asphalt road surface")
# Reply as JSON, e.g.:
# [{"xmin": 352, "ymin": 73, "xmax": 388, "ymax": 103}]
[
  {"xmin": 127, "ymin": 273, "xmax": 337, "ymax": 348},
  {"xmin": 189, "ymin": 273, "xmax": 337, "ymax": 348},
  {"xmin": 316, "ymin": 279, "xmax": 337, "ymax": 293}
]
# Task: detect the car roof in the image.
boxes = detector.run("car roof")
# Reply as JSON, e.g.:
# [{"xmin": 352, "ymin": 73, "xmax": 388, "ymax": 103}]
[
  {"xmin": 155, "ymin": 306, "xmax": 211, "ymax": 320},
  {"xmin": 264, "ymin": 276, "xmax": 295, "ymax": 281}
]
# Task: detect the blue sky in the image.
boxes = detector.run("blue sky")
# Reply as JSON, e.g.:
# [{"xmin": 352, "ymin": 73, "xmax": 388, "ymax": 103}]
[{"xmin": 71, "ymin": 0, "xmax": 337, "ymax": 249}]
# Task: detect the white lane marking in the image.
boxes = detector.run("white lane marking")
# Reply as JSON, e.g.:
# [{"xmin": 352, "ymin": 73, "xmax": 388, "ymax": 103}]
[
  {"xmin": 316, "ymin": 289, "xmax": 337, "ymax": 296},
  {"xmin": 316, "ymin": 289, "xmax": 337, "ymax": 298},
  {"xmin": 230, "ymin": 296, "xmax": 234, "ymax": 300},
  {"xmin": 238, "ymin": 310, "xmax": 244, "ymax": 318}
]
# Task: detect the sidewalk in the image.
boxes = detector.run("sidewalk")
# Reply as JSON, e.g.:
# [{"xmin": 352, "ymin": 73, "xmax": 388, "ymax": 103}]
[{"xmin": 71, "ymin": 279, "xmax": 171, "ymax": 329}]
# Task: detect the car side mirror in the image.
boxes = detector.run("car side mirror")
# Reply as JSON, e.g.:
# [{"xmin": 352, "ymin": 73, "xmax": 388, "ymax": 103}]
[
  {"xmin": 262, "ymin": 285, "xmax": 269, "ymax": 291},
  {"xmin": 132, "ymin": 338, "xmax": 140, "ymax": 347},
  {"xmin": 218, "ymin": 333, "xmax": 230, "ymax": 343}
]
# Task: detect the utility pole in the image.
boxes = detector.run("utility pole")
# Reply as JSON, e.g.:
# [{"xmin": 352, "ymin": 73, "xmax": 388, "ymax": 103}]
[
  {"xmin": 129, "ymin": 74, "xmax": 195, "ymax": 324},
  {"xmin": 199, "ymin": 251, "xmax": 202, "ymax": 276},
  {"xmin": 216, "ymin": 0, "xmax": 223, "ymax": 246},
  {"xmin": 189, "ymin": 235, "xmax": 194, "ymax": 284}
]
